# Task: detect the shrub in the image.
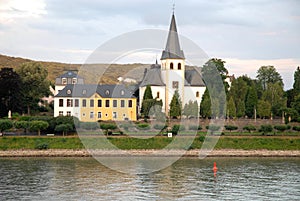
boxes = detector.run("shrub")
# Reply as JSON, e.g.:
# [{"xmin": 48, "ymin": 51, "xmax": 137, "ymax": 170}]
[
  {"xmin": 171, "ymin": 125, "xmax": 185, "ymax": 134},
  {"xmin": 292, "ymin": 126, "xmax": 300, "ymax": 131},
  {"xmin": 206, "ymin": 125, "xmax": 221, "ymax": 134},
  {"xmin": 243, "ymin": 125, "xmax": 256, "ymax": 133},
  {"xmin": 137, "ymin": 123, "xmax": 150, "ymax": 130},
  {"xmin": 100, "ymin": 123, "xmax": 117, "ymax": 130},
  {"xmin": 14, "ymin": 121, "xmax": 30, "ymax": 133},
  {"xmin": 189, "ymin": 125, "xmax": 202, "ymax": 131},
  {"xmin": 259, "ymin": 124, "xmax": 273, "ymax": 135},
  {"xmin": 199, "ymin": 135, "xmax": 205, "ymax": 142},
  {"xmin": 35, "ymin": 140, "xmax": 49, "ymax": 150},
  {"xmin": 18, "ymin": 116, "xmax": 32, "ymax": 121},
  {"xmin": 274, "ymin": 125, "xmax": 290, "ymax": 132},
  {"xmin": 0, "ymin": 120, "xmax": 13, "ymax": 133},
  {"xmin": 224, "ymin": 125, "xmax": 238, "ymax": 132},
  {"xmin": 80, "ymin": 122, "xmax": 99, "ymax": 130}
]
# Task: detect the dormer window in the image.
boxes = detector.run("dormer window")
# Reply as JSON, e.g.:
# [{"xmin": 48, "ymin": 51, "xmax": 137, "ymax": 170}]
[
  {"xmin": 67, "ymin": 89, "xmax": 72, "ymax": 95},
  {"xmin": 62, "ymin": 78, "xmax": 67, "ymax": 85},
  {"xmin": 105, "ymin": 90, "xmax": 110, "ymax": 95},
  {"xmin": 82, "ymin": 89, "xmax": 87, "ymax": 95},
  {"xmin": 121, "ymin": 90, "xmax": 125, "ymax": 96},
  {"xmin": 72, "ymin": 78, "xmax": 77, "ymax": 84},
  {"xmin": 170, "ymin": 62, "xmax": 174, "ymax": 70}
]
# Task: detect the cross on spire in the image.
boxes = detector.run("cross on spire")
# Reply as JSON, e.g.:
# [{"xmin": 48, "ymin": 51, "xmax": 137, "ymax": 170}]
[{"xmin": 172, "ymin": 2, "xmax": 175, "ymax": 14}]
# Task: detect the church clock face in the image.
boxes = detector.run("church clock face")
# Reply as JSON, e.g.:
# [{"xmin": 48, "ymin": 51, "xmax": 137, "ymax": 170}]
[{"xmin": 172, "ymin": 81, "xmax": 179, "ymax": 89}]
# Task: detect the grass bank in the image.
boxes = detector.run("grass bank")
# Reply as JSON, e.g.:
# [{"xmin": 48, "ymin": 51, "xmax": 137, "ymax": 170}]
[{"xmin": 0, "ymin": 136, "xmax": 299, "ymax": 151}]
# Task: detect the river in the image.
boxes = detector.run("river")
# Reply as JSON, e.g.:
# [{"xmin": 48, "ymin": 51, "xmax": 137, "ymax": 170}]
[{"xmin": 0, "ymin": 157, "xmax": 299, "ymax": 200}]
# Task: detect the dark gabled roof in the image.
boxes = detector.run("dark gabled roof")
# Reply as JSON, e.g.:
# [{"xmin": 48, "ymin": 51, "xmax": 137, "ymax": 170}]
[
  {"xmin": 161, "ymin": 14, "xmax": 185, "ymax": 60},
  {"xmin": 185, "ymin": 68, "xmax": 205, "ymax": 86},
  {"xmin": 140, "ymin": 67, "xmax": 165, "ymax": 87},
  {"xmin": 55, "ymin": 84, "xmax": 137, "ymax": 98},
  {"xmin": 56, "ymin": 71, "xmax": 83, "ymax": 79}
]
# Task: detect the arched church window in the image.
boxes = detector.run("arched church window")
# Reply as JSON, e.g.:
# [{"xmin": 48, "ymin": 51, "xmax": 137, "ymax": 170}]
[
  {"xmin": 170, "ymin": 62, "xmax": 174, "ymax": 70},
  {"xmin": 157, "ymin": 92, "xmax": 160, "ymax": 99},
  {"xmin": 178, "ymin": 63, "xmax": 181, "ymax": 70},
  {"xmin": 196, "ymin": 91, "xmax": 200, "ymax": 98}
]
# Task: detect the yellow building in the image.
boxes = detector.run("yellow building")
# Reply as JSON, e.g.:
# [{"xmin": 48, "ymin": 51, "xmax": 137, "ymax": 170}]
[{"xmin": 54, "ymin": 82, "xmax": 137, "ymax": 122}]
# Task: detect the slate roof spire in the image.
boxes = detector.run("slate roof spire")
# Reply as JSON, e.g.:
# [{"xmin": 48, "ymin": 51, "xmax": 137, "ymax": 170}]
[{"xmin": 161, "ymin": 13, "xmax": 185, "ymax": 60}]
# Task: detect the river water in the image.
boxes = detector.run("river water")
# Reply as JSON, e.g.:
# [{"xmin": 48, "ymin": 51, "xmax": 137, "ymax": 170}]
[{"xmin": 0, "ymin": 157, "xmax": 299, "ymax": 201}]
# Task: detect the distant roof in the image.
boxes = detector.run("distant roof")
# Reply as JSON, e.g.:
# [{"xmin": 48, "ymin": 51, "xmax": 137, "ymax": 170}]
[
  {"xmin": 56, "ymin": 71, "xmax": 83, "ymax": 79},
  {"xmin": 55, "ymin": 84, "xmax": 137, "ymax": 98},
  {"xmin": 140, "ymin": 67, "xmax": 165, "ymax": 87},
  {"xmin": 161, "ymin": 14, "xmax": 185, "ymax": 60}
]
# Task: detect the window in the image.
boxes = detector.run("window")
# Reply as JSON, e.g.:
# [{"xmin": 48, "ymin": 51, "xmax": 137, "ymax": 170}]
[
  {"xmin": 113, "ymin": 100, "xmax": 117, "ymax": 107},
  {"xmin": 178, "ymin": 63, "xmax": 181, "ymax": 70},
  {"xmin": 98, "ymin": 100, "xmax": 102, "ymax": 107},
  {"xmin": 59, "ymin": 99, "xmax": 63, "ymax": 107},
  {"xmin": 172, "ymin": 81, "xmax": 179, "ymax": 89},
  {"xmin": 82, "ymin": 89, "xmax": 87, "ymax": 95},
  {"xmin": 67, "ymin": 89, "xmax": 72, "ymax": 95},
  {"xmin": 67, "ymin": 111, "xmax": 71, "ymax": 116},
  {"xmin": 90, "ymin": 99, "xmax": 94, "ymax": 107},
  {"xmin": 72, "ymin": 78, "xmax": 77, "ymax": 84},
  {"xmin": 62, "ymin": 78, "xmax": 67, "ymax": 84},
  {"xmin": 75, "ymin": 99, "xmax": 79, "ymax": 107},
  {"xmin": 121, "ymin": 100, "xmax": 125, "ymax": 107},
  {"xmin": 82, "ymin": 99, "xmax": 86, "ymax": 107},
  {"xmin": 170, "ymin": 62, "xmax": 174, "ymax": 70},
  {"xmin": 157, "ymin": 92, "xmax": 160, "ymax": 99},
  {"xmin": 113, "ymin": 112, "xmax": 117, "ymax": 119},
  {"xmin": 98, "ymin": 112, "xmax": 102, "ymax": 119},
  {"xmin": 105, "ymin": 90, "xmax": 110, "ymax": 95},
  {"xmin": 105, "ymin": 100, "xmax": 110, "ymax": 107},
  {"xmin": 90, "ymin": 112, "xmax": 94, "ymax": 119},
  {"xmin": 67, "ymin": 99, "xmax": 73, "ymax": 107},
  {"xmin": 196, "ymin": 91, "xmax": 200, "ymax": 98},
  {"xmin": 82, "ymin": 113, "xmax": 86, "ymax": 117},
  {"xmin": 128, "ymin": 100, "xmax": 133, "ymax": 108},
  {"xmin": 59, "ymin": 111, "xmax": 63, "ymax": 116}
]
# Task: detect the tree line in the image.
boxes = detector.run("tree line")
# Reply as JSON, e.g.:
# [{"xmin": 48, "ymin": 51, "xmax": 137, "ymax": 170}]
[{"xmin": 141, "ymin": 58, "xmax": 300, "ymax": 123}]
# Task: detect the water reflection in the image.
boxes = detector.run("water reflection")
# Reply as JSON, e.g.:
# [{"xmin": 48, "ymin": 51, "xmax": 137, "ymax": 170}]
[{"xmin": 0, "ymin": 157, "xmax": 299, "ymax": 200}]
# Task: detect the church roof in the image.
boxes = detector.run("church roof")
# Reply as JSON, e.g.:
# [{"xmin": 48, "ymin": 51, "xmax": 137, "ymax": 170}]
[
  {"xmin": 140, "ymin": 67, "xmax": 165, "ymax": 87},
  {"xmin": 185, "ymin": 68, "xmax": 205, "ymax": 86},
  {"xmin": 161, "ymin": 14, "xmax": 185, "ymax": 60}
]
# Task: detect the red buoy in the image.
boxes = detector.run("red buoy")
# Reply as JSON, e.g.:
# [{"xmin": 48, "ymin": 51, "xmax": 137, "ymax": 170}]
[{"xmin": 213, "ymin": 162, "xmax": 218, "ymax": 177}]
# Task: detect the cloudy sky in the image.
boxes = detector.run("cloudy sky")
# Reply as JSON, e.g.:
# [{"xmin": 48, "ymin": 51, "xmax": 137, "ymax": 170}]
[{"xmin": 0, "ymin": 0, "xmax": 299, "ymax": 89}]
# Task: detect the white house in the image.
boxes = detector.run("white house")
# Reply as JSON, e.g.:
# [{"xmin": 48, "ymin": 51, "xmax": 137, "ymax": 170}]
[{"xmin": 139, "ymin": 13, "xmax": 206, "ymax": 115}]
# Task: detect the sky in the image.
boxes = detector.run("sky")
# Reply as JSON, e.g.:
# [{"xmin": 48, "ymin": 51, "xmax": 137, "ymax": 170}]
[{"xmin": 0, "ymin": 0, "xmax": 299, "ymax": 90}]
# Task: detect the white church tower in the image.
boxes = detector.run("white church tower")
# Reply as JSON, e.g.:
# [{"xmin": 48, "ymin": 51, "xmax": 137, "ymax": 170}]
[{"xmin": 161, "ymin": 13, "xmax": 185, "ymax": 115}]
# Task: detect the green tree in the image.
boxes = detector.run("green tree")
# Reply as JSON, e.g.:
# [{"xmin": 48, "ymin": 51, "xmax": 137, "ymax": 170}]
[
  {"xmin": 29, "ymin": 120, "xmax": 49, "ymax": 136},
  {"xmin": 17, "ymin": 62, "xmax": 50, "ymax": 115},
  {"xmin": 183, "ymin": 100, "xmax": 198, "ymax": 118},
  {"xmin": 256, "ymin": 65, "xmax": 283, "ymax": 90},
  {"xmin": 0, "ymin": 68, "xmax": 22, "ymax": 117},
  {"xmin": 200, "ymin": 89, "xmax": 211, "ymax": 118},
  {"xmin": 227, "ymin": 96, "xmax": 236, "ymax": 118},
  {"xmin": 55, "ymin": 123, "xmax": 73, "ymax": 136},
  {"xmin": 14, "ymin": 121, "xmax": 30, "ymax": 134},
  {"xmin": 169, "ymin": 90, "xmax": 182, "ymax": 118},
  {"xmin": 293, "ymin": 66, "xmax": 300, "ymax": 93},
  {"xmin": 141, "ymin": 85, "xmax": 154, "ymax": 117},
  {"xmin": 262, "ymin": 82, "xmax": 286, "ymax": 117},
  {"xmin": 257, "ymin": 100, "xmax": 271, "ymax": 118},
  {"xmin": 202, "ymin": 58, "xmax": 228, "ymax": 118},
  {"xmin": 0, "ymin": 120, "xmax": 13, "ymax": 133},
  {"xmin": 245, "ymin": 86, "xmax": 258, "ymax": 118}
]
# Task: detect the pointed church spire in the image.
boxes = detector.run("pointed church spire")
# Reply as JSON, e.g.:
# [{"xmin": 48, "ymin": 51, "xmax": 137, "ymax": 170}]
[{"xmin": 161, "ymin": 13, "xmax": 185, "ymax": 60}]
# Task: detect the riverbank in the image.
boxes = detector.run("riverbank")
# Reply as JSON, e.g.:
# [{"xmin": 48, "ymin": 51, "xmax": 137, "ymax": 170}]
[{"xmin": 0, "ymin": 149, "xmax": 300, "ymax": 157}]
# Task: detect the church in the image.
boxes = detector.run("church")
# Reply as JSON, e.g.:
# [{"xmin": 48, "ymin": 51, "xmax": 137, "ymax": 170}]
[{"xmin": 139, "ymin": 13, "xmax": 206, "ymax": 115}]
